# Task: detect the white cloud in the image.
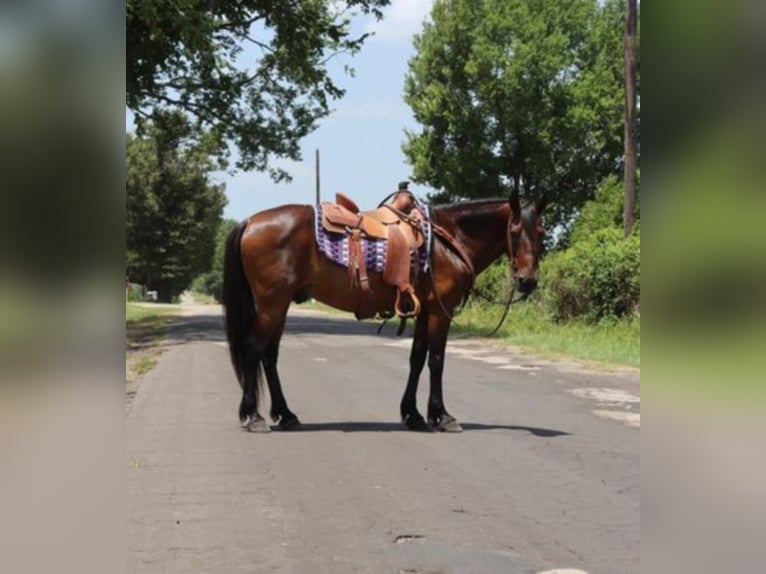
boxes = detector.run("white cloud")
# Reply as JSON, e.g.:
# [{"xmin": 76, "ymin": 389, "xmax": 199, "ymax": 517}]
[{"xmin": 367, "ymin": 0, "xmax": 434, "ymax": 42}]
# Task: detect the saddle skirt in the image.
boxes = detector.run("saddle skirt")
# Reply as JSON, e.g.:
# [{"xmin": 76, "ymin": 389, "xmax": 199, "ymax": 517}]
[{"xmin": 313, "ymin": 203, "xmax": 432, "ymax": 275}]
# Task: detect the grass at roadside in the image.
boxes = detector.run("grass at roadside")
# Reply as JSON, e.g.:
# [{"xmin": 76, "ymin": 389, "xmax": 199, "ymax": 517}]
[
  {"xmin": 126, "ymin": 303, "xmax": 180, "ymax": 386},
  {"xmin": 294, "ymin": 298, "xmax": 639, "ymax": 368},
  {"xmin": 453, "ymin": 301, "xmax": 640, "ymax": 368},
  {"xmin": 126, "ymin": 302, "xmax": 179, "ymax": 324},
  {"xmin": 187, "ymin": 291, "xmax": 218, "ymax": 305}
]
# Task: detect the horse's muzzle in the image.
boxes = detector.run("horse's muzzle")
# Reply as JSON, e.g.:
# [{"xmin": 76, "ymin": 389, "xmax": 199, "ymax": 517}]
[{"xmin": 516, "ymin": 277, "xmax": 538, "ymax": 294}]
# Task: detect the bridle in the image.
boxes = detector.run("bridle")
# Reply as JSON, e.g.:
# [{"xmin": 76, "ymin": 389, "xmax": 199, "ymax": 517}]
[
  {"xmin": 486, "ymin": 210, "xmax": 530, "ymax": 337},
  {"xmin": 428, "ymin": 202, "xmax": 528, "ymax": 333}
]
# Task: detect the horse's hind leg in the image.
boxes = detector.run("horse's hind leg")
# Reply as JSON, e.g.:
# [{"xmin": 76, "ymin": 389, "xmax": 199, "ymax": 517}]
[
  {"xmin": 241, "ymin": 297, "xmax": 292, "ymax": 433},
  {"xmin": 263, "ymin": 315, "xmax": 300, "ymax": 431},
  {"xmin": 239, "ymin": 333, "xmax": 270, "ymax": 433}
]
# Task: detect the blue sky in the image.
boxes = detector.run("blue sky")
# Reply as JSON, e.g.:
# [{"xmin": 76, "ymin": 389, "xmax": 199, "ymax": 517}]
[{"xmin": 127, "ymin": 1, "xmax": 436, "ymax": 222}]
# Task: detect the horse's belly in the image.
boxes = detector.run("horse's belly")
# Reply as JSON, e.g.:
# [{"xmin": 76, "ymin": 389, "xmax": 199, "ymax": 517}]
[{"xmin": 309, "ymin": 255, "xmax": 397, "ymax": 315}]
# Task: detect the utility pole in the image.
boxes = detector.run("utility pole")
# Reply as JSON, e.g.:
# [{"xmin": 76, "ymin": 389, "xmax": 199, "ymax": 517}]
[
  {"xmin": 315, "ymin": 148, "xmax": 320, "ymax": 204},
  {"xmin": 623, "ymin": 0, "xmax": 637, "ymax": 237}
]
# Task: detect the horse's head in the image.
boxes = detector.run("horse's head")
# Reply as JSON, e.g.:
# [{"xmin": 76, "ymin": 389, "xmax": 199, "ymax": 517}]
[{"xmin": 509, "ymin": 192, "xmax": 547, "ymax": 295}]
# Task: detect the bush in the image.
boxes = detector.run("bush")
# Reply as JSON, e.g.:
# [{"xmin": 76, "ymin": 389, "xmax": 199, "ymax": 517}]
[
  {"xmin": 188, "ymin": 218, "xmax": 239, "ymax": 303},
  {"xmin": 542, "ymin": 226, "xmax": 640, "ymax": 322},
  {"xmin": 126, "ymin": 283, "xmax": 144, "ymax": 302},
  {"xmin": 190, "ymin": 271, "xmax": 223, "ymax": 302},
  {"xmin": 472, "ymin": 257, "xmax": 512, "ymax": 304},
  {"xmin": 568, "ymin": 175, "xmax": 624, "ymax": 246},
  {"xmin": 470, "ymin": 175, "xmax": 640, "ymax": 324}
]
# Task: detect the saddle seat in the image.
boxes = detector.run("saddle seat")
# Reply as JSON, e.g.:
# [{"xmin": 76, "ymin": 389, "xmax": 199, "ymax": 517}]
[
  {"xmin": 321, "ymin": 194, "xmax": 424, "ymax": 248},
  {"xmin": 319, "ymin": 184, "xmax": 424, "ymax": 320}
]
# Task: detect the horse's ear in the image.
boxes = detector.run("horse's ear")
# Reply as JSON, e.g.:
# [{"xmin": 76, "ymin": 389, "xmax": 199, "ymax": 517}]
[
  {"xmin": 509, "ymin": 190, "xmax": 521, "ymax": 222},
  {"xmin": 536, "ymin": 194, "xmax": 548, "ymax": 215}
]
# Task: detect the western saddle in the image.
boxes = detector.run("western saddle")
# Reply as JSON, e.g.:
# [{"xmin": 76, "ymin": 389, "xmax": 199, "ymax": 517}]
[{"xmin": 320, "ymin": 181, "xmax": 425, "ymax": 320}]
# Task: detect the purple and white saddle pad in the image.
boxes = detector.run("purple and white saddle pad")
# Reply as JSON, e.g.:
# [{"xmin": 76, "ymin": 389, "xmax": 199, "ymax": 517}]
[{"xmin": 313, "ymin": 204, "xmax": 433, "ymax": 274}]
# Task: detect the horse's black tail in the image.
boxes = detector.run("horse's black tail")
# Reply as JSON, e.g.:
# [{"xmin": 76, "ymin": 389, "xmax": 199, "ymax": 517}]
[{"xmin": 222, "ymin": 220, "xmax": 256, "ymax": 390}]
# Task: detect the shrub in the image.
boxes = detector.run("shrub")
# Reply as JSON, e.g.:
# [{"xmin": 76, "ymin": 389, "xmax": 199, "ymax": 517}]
[
  {"xmin": 568, "ymin": 175, "xmax": 624, "ymax": 246},
  {"xmin": 542, "ymin": 226, "xmax": 640, "ymax": 322},
  {"xmin": 126, "ymin": 283, "xmax": 144, "ymax": 302},
  {"xmin": 190, "ymin": 271, "xmax": 223, "ymax": 302},
  {"xmin": 188, "ymin": 218, "xmax": 239, "ymax": 303},
  {"xmin": 472, "ymin": 257, "xmax": 512, "ymax": 304}
]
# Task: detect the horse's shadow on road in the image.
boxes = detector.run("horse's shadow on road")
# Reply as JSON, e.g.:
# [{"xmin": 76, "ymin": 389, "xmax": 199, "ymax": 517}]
[{"xmin": 274, "ymin": 421, "xmax": 569, "ymax": 437}]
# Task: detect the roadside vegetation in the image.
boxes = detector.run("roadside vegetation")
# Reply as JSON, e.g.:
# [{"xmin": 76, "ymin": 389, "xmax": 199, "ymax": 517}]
[
  {"xmin": 126, "ymin": 303, "xmax": 180, "ymax": 399},
  {"xmin": 452, "ymin": 301, "xmax": 639, "ymax": 368},
  {"xmin": 461, "ymin": 176, "xmax": 639, "ymax": 367}
]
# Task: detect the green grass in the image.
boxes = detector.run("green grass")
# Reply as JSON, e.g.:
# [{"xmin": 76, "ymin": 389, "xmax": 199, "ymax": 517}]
[
  {"xmin": 133, "ymin": 355, "xmax": 158, "ymax": 375},
  {"xmin": 126, "ymin": 302, "xmax": 179, "ymax": 322},
  {"xmin": 451, "ymin": 301, "xmax": 640, "ymax": 368},
  {"xmin": 187, "ymin": 291, "xmax": 218, "ymax": 305},
  {"xmin": 126, "ymin": 303, "xmax": 180, "ymax": 381},
  {"xmin": 126, "ymin": 303, "xmax": 179, "ymax": 347},
  {"xmin": 294, "ymin": 299, "xmax": 639, "ymax": 368}
]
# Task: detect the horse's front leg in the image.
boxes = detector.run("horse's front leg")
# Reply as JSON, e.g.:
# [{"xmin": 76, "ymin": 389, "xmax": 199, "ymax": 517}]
[
  {"xmin": 426, "ymin": 313, "xmax": 462, "ymax": 432},
  {"xmin": 400, "ymin": 312, "xmax": 431, "ymax": 431}
]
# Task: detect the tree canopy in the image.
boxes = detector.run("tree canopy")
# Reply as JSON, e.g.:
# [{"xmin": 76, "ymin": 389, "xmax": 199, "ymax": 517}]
[
  {"xmin": 126, "ymin": 111, "xmax": 227, "ymax": 302},
  {"xmin": 189, "ymin": 218, "xmax": 240, "ymax": 303},
  {"xmin": 403, "ymin": 0, "xmax": 632, "ymax": 230},
  {"xmin": 127, "ymin": 0, "xmax": 389, "ymax": 180}
]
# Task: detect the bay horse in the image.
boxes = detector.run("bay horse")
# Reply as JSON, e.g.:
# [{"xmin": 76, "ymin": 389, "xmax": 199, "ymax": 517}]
[{"xmin": 222, "ymin": 190, "xmax": 546, "ymax": 432}]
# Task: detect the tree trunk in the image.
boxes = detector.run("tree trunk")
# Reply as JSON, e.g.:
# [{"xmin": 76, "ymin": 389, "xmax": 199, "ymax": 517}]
[
  {"xmin": 623, "ymin": 0, "xmax": 638, "ymax": 237},
  {"xmin": 157, "ymin": 279, "xmax": 173, "ymax": 303}
]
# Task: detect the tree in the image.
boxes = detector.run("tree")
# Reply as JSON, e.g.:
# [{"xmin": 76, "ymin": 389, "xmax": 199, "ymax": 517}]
[
  {"xmin": 127, "ymin": 0, "xmax": 389, "ymax": 180},
  {"xmin": 403, "ymin": 0, "xmax": 628, "ymax": 231},
  {"xmin": 126, "ymin": 111, "xmax": 227, "ymax": 302},
  {"xmin": 622, "ymin": 0, "xmax": 638, "ymax": 237},
  {"xmin": 190, "ymin": 218, "xmax": 240, "ymax": 302}
]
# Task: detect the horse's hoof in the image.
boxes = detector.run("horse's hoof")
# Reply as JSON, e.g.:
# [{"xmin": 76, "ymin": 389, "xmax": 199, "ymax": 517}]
[
  {"xmin": 275, "ymin": 416, "xmax": 301, "ymax": 431},
  {"xmin": 434, "ymin": 415, "xmax": 463, "ymax": 433},
  {"xmin": 242, "ymin": 415, "xmax": 271, "ymax": 433},
  {"xmin": 403, "ymin": 413, "xmax": 433, "ymax": 432}
]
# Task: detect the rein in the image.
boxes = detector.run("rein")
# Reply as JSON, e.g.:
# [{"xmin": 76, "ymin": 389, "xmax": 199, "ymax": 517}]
[
  {"xmin": 428, "ymin": 205, "xmax": 527, "ymax": 335},
  {"xmin": 485, "ymin": 210, "xmax": 531, "ymax": 336}
]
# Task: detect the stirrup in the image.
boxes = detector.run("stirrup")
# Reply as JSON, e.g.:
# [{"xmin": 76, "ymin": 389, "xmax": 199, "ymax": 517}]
[{"xmin": 394, "ymin": 288, "xmax": 421, "ymax": 319}]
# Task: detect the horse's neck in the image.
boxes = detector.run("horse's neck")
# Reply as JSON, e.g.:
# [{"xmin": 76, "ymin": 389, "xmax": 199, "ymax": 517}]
[{"xmin": 438, "ymin": 202, "xmax": 509, "ymax": 274}]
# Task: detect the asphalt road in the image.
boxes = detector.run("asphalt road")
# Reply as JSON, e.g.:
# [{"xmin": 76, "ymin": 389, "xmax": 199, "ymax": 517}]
[{"xmin": 127, "ymin": 306, "xmax": 639, "ymax": 574}]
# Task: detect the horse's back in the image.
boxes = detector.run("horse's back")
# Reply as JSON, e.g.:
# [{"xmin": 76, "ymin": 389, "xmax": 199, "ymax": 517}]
[
  {"xmin": 239, "ymin": 204, "xmax": 317, "ymax": 296},
  {"xmin": 241, "ymin": 204, "xmax": 314, "ymax": 245}
]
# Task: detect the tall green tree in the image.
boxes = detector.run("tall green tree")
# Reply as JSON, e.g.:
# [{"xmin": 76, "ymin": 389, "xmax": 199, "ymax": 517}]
[
  {"xmin": 127, "ymin": 0, "xmax": 389, "ymax": 180},
  {"xmin": 403, "ymin": 0, "xmax": 629, "ymax": 230},
  {"xmin": 126, "ymin": 111, "xmax": 227, "ymax": 302},
  {"xmin": 190, "ymin": 218, "xmax": 240, "ymax": 302}
]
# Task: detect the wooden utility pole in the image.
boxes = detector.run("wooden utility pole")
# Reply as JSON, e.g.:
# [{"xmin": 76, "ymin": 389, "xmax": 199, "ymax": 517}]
[
  {"xmin": 315, "ymin": 148, "xmax": 320, "ymax": 204},
  {"xmin": 623, "ymin": 0, "xmax": 637, "ymax": 237}
]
